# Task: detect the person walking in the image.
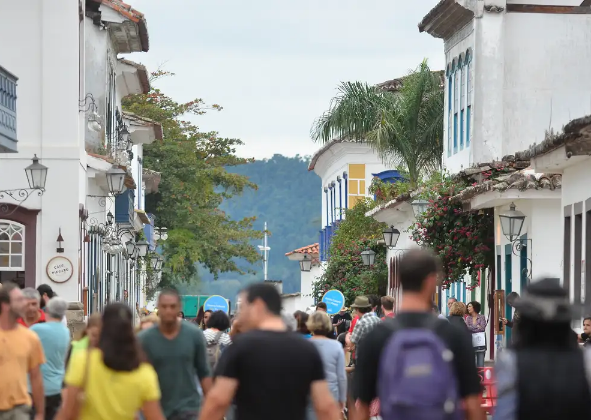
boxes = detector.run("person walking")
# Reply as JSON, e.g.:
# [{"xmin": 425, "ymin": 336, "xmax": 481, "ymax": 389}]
[
  {"xmin": 199, "ymin": 283, "xmax": 341, "ymax": 420},
  {"xmin": 29, "ymin": 297, "xmax": 70, "ymax": 420},
  {"xmin": 380, "ymin": 297, "xmax": 395, "ymax": 320},
  {"xmin": 501, "ymin": 292, "xmax": 520, "ymax": 344},
  {"xmin": 36, "ymin": 284, "xmax": 68, "ymax": 328},
  {"xmin": 448, "ymin": 301, "xmax": 470, "ymax": 332},
  {"xmin": 494, "ymin": 278, "xmax": 591, "ymax": 419},
  {"xmin": 305, "ymin": 311, "xmax": 347, "ymax": 420},
  {"xmin": 349, "ymin": 296, "xmax": 380, "ymax": 356},
  {"xmin": 138, "ymin": 289, "xmax": 211, "ymax": 420},
  {"xmin": 203, "ymin": 310, "xmax": 232, "ymax": 371},
  {"xmin": 465, "ymin": 301, "xmax": 487, "ymax": 367},
  {"xmin": 58, "ymin": 303, "xmax": 164, "ymax": 420},
  {"xmin": 0, "ymin": 282, "xmax": 46, "ymax": 420},
  {"xmin": 17, "ymin": 288, "xmax": 46, "ymax": 328},
  {"xmin": 352, "ymin": 249, "xmax": 484, "ymax": 420}
]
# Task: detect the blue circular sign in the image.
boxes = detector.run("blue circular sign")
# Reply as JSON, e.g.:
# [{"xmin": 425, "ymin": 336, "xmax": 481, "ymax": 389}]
[
  {"xmin": 203, "ymin": 295, "xmax": 229, "ymax": 313},
  {"xmin": 322, "ymin": 290, "xmax": 345, "ymax": 315}
]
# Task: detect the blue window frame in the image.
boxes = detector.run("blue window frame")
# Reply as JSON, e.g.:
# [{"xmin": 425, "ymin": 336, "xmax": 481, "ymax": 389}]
[
  {"xmin": 460, "ymin": 109, "xmax": 464, "ymax": 150},
  {"xmin": 453, "ymin": 114, "xmax": 458, "ymax": 153},
  {"xmin": 467, "ymin": 106, "xmax": 471, "ymax": 147}
]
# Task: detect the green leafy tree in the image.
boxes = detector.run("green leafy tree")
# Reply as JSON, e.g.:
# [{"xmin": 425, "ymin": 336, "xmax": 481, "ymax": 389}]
[
  {"xmin": 312, "ymin": 200, "xmax": 388, "ymax": 305},
  {"xmin": 122, "ymin": 71, "xmax": 263, "ymax": 289},
  {"xmin": 312, "ymin": 60, "xmax": 444, "ymax": 187}
]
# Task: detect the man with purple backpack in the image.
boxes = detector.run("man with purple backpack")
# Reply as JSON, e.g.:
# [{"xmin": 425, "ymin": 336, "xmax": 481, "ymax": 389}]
[{"xmin": 352, "ymin": 249, "xmax": 485, "ymax": 420}]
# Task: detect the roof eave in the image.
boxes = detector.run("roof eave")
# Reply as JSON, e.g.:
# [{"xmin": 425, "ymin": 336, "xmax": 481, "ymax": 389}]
[{"xmin": 418, "ymin": 0, "xmax": 474, "ymax": 39}]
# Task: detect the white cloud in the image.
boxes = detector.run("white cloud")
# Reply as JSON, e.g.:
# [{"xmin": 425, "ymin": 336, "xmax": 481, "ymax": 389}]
[{"xmin": 126, "ymin": 0, "xmax": 444, "ymax": 159}]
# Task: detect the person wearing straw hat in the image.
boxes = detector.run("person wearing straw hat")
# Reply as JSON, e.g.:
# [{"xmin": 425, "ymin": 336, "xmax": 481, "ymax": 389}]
[
  {"xmin": 349, "ymin": 296, "xmax": 380, "ymax": 357},
  {"xmin": 495, "ymin": 278, "xmax": 591, "ymax": 420}
]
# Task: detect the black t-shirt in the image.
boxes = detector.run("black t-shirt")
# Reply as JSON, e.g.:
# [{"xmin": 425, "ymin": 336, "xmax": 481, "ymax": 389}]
[
  {"xmin": 354, "ymin": 312, "xmax": 482, "ymax": 404},
  {"xmin": 332, "ymin": 312, "xmax": 352, "ymax": 335},
  {"xmin": 215, "ymin": 330, "xmax": 325, "ymax": 420}
]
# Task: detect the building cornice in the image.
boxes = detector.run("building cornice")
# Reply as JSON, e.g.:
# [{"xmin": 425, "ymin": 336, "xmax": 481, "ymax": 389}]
[{"xmin": 418, "ymin": 0, "xmax": 475, "ymax": 40}]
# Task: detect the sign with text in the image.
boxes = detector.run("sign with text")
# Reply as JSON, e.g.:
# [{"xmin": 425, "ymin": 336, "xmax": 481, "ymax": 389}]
[
  {"xmin": 46, "ymin": 256, "xmax": 74, "ymax": 283},
  {"xmin": 322, "ymin": 290, "xmax": 345, "ymax": 315},
  {"xmin": 203, "ymin": 295, "xmax": 230, "ymax": 313}
]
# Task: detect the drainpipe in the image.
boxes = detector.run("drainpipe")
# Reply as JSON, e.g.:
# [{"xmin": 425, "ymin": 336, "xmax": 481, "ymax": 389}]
[
  {"xmin": 324, "ymin": 187, "xmax": 329, "ymax": 228},
  {"xmin": 337, "ymin": 176, "xmax": 342, "ymax": 221}
]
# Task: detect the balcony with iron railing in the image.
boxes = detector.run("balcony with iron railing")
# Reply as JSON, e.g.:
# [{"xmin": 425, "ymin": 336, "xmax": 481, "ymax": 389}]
[{"xmin": 0, "ymin": 66, "xmax": 18, "ymax": 153}]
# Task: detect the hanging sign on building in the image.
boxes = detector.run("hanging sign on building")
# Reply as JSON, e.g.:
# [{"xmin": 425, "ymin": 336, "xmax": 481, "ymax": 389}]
[
  {"xmin": 322, "ymin": 289, "xmax": 345, "ymax": 315},
  {"xmin": 203, "ymin": 295, "xmax": 230, "ymax": 313},
  {"xmin": 46, "ymin": 256, "xmax": 74, "ymax": 283}
]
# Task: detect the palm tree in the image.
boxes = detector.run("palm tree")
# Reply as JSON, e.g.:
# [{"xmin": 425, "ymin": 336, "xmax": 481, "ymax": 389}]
[{"xmin": 311, "ymin": 59, "xmax": 444, "ymax": 188}]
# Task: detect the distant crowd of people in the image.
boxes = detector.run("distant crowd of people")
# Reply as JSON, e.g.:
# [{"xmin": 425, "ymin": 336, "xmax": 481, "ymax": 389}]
[{"xmin": 4, "ymin": 249, "xmax": 591, "ymax": 420}]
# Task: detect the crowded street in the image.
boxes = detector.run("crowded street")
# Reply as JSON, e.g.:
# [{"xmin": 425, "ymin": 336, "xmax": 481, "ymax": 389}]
[{"xmin": 2, "ymin": 0, "xmax": 591, "ymax": 419}]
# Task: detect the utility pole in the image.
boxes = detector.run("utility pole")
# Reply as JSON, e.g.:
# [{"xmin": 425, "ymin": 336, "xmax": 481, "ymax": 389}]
[{"xmin": 258, "ymin": 222, "xmax": 270, "ymax": 281}]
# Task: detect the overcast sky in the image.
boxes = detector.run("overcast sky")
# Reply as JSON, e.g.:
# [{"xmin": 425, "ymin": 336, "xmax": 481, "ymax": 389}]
[{"xmin": 127, "ymin": 0, "xmax": 444, "ymax": 160}]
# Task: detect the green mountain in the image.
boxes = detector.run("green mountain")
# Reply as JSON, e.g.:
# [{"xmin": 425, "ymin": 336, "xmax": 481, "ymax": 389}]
[{"xmin": 178, "ymin": 154, "xmax": 321, "ymax": 300}]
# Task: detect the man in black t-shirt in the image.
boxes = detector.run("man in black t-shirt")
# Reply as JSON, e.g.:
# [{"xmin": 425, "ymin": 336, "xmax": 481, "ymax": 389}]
[
  {"xmin": 200, "ymin": 283, "xmax": 341, "ymax": 420},
  {"xmin": 332, "ymin": 308, "xmax": 352, "ymax": 336},
  {"xmin": 352, "ymin": 249, "xmax": 485, "ymax": 420}
]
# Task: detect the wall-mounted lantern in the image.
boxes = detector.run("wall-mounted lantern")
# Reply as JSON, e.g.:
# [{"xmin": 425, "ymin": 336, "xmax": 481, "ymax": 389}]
[
  {"xmin": 56, "ymin": 228, "xmax": 65, "ymax": 253},
  {"xmin": 361, "ymin": 248, "xmax": 376, "ymax": 266},
  {"xmin": 299, "ymin": 254, "xmax": 313, "ymax": 272},
  {"xmin": 382, "ymin": 226, "xmax": 401, "ymax": 249}
]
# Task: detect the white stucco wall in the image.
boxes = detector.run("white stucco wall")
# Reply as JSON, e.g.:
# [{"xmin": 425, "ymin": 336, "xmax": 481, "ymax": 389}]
[
  {"xmin": 561, "ymin": 159, "xmax": 591, "ymax": 304},
  {"xmin": 0, "ymin": 1, "xmax": 83, "ymax": 302},
  {"xmin": 281, "ymin": 294, "xmax": 301, "ymax": 315},
  {"xmin": 300, "ymin": 264, "xmax": 323, "ymax": 309},
  {"xmin": 313, "ymin": 143, "xmax": 388, "ymax": 227}
]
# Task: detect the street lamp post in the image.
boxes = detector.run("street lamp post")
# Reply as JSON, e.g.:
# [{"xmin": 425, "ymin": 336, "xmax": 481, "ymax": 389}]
[
  {"xmin": 0, "ymin": 155, "xmax": 49, "ymax": 216},
  {"xmin": 382, "ymin": 226, "xmax": 401, "ymax": 249},
  {"xmin": 361, "ymin": 248, "xmax": 376, "ymax": 267}
]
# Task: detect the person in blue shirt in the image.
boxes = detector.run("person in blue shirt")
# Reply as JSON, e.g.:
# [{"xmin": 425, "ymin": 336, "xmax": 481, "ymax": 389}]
[{"xmin": 30, "ymin": 297, "xmax": 71, "ymax": 420}]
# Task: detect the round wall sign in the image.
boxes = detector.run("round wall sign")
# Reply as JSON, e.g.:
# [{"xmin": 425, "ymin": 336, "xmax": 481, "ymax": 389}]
[
  {"xmin": 322, "ymin": 290, "xmax": 345, "ymax": 315},
  {"xmin": 46, "ymin": 256, "xmax": 74, "ymax": 283},
  {"xmin": 203, "ymin": 295, "xmax": 230, "ymax": 313}
]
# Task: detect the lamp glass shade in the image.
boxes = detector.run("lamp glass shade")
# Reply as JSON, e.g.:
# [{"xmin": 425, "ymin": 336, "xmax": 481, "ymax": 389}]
[
  {"xmin": 411, "ymin": 199, "xmax": 429, "ymax": 217},
  {"xmin": 299, "ymin": 254, "xmax": 313, "ymax": 272},
  {"xmin": 156, "ymin": 256, "xmax": 164, "ymax": 271},
  {"xmin": 383, "ymin": 226, "xmax": 401, "ymax": 248},
  {"xmin": 106, "ymin": 166, "xmax": 127, "ymax": 196},
  {"xmin": 88, "ymin": 112, "xmax": 102, "ymax": 132},
  {"xmin": 125, "ymin": 240, "xmax": 136, "ymax": 257},
  {"xmin": 361, "ymin": 248, "xmax": 376, "ymax": 266},
  {"xmin": 499, "ymin": 202, "xmax": 526, "ymax": 241},
  {"xmin": 136, "ymin": 239, "xmax": 149, "ymax": 258},
  {"xmin": 107, "ymin": 211, "xmax": 114, "ymax": 225},
  {"xmin": 25, "ymin": 155, "xmax": 48, "ymax": 190}
]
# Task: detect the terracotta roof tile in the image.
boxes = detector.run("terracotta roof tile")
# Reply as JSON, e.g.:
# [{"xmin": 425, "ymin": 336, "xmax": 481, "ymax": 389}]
[
  {"xmin": 285, "ymin": 243, "xmax": 319, "ymax": 257},
  {"xmin": 86, "ymin": 153, "xmax": 137, "ymax": 190},
  {"xmin": 514, "ymin": 115, "xmax": 591, "ymax": 160},
  {"xmin": 122, "ymin": 111, "xmax": 163, "ymax": 140},
  {"xmin": 89, "ymin": 0, "xmax": 149, "ymax": 52},
  {"xmin": 377, "ymin": 70, "xmax": 445, "ymax": 93}
]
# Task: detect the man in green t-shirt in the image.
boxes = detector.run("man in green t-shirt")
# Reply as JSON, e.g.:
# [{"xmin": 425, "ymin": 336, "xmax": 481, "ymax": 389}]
[{"xmin": 139, "ymin": 289, "xmax": 212, "ymax": 420}]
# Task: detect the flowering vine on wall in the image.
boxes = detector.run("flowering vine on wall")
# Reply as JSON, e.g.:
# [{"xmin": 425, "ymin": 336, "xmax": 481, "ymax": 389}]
[{"xmin": 410, "ymin": 172, "xmax": 498, "ymax": 289}]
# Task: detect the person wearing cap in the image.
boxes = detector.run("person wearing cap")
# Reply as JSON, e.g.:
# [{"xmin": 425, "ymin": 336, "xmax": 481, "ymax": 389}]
[
  {"xmin": 37, "ymin": 284, "xmax": 68, "ymax": 328},
  {"xmin": 332, "ymin": 307, "xmax": 352, "ymax": 336},
  {"xmin": 495, "ymin": 278, "xmax": 591, "ymax": 419},
  {"xmin": 349, "ymin": 296, "xmax": 380, "ymax": 358},
  {"xmin": 30, "ymin": 297, "xmax": 71, "ymax": 420}
]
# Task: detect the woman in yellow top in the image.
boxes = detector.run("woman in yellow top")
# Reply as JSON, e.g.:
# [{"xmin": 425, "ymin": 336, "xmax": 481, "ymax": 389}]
[{"xmin": 57, "ymin": 303, "xmax": 165, "ymax": 420}]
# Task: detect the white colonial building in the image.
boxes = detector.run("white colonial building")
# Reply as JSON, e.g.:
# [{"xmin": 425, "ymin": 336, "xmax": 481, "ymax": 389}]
[
  {"xmin": 416, "ymin": 0, "xmax": 591, "ymax": 354},
  {"xmin": 0, "ymin": 0, "xmax": 163, "ymax": 326}
]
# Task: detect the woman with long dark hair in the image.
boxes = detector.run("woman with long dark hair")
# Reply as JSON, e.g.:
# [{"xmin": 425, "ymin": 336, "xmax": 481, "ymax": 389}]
[
  {"xmin": 495, "ymin": 278, "xmax": 591, "ymax": 420},
  {"xmin": 57, "ymin": 303, "xmax": 165, "ymax": 420}
]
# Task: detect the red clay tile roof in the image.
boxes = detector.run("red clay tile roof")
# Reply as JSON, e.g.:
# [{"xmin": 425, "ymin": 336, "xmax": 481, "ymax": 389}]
[
  {"xmin": 90, "ymin": 0, "xmax": 149, "ymax": 52},
  {"xmin": 285, "ymin": 243, "xmax": 319, "ymax": 256}
]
